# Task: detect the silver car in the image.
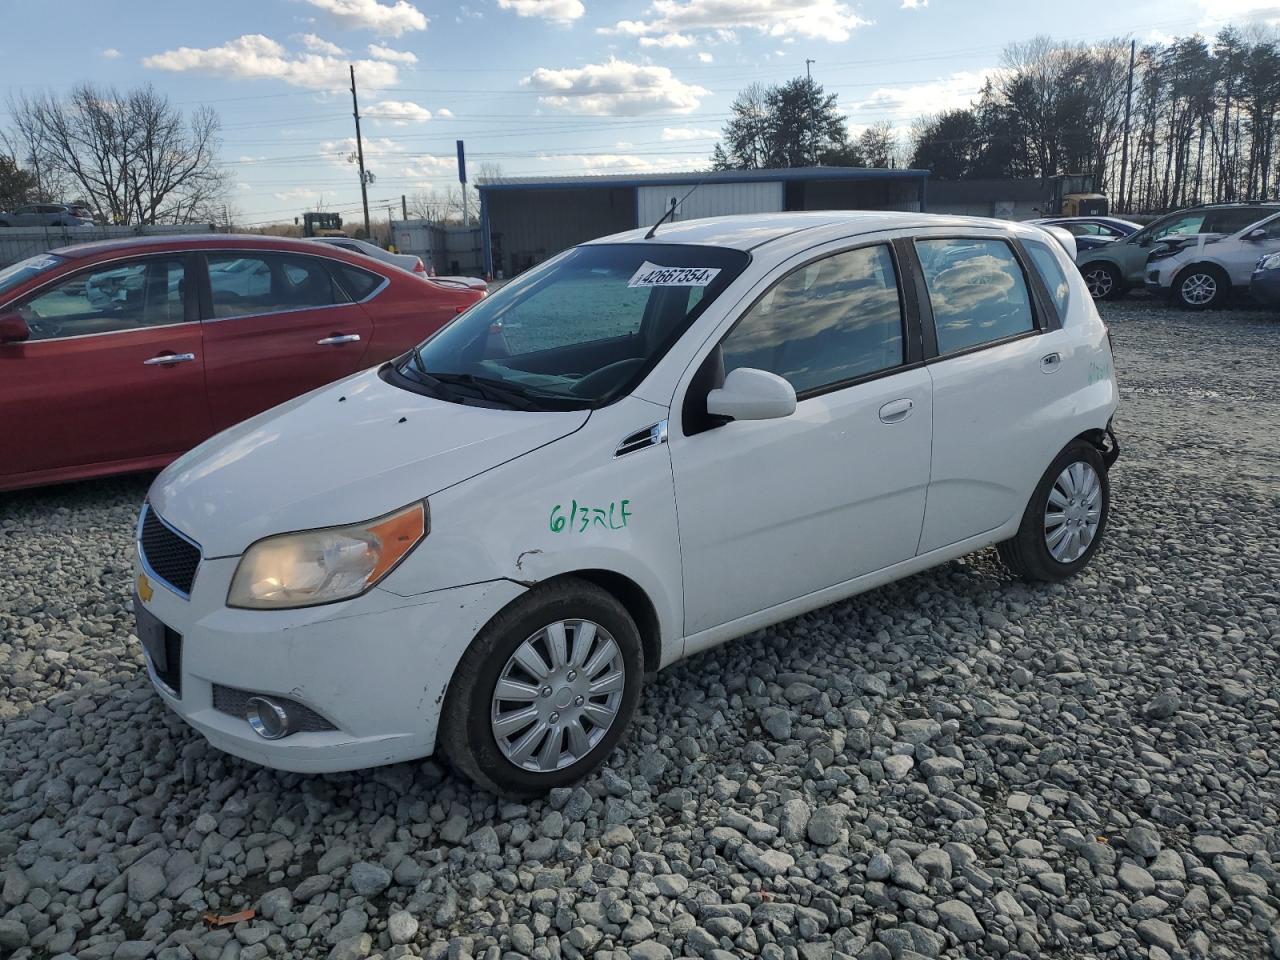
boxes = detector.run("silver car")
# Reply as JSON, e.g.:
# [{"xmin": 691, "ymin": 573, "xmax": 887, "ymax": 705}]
[{"xmin": 0, "ymin": 203, "xmax": 96, "ymax": 227}]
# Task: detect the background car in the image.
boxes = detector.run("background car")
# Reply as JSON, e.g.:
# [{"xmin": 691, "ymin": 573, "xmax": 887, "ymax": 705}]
[
  {"xmin": 1145, "ymin": 211, "xmax": 1280, "ymax": 308},
  {"xmin": 1250, "ymin": 251, "xmax": 1280, "ymax": 306},
  {"xmin": 0, "ymin": 203, "xmax": 96, "ymax": 227},
  {"xmin": 1029, "ymin": 216, "xmax": 1140, "ymax": 252},
  {"xmin": 307, "ymin": 235, "xmax": 429, "ymax": 276},
  {"xmin": 0, "ymin": 234, "xmax": 485, "ymax": 492},
  {"xmin": 1074, "ymin": 203, "xmax": 1280, "ymax": 300}
]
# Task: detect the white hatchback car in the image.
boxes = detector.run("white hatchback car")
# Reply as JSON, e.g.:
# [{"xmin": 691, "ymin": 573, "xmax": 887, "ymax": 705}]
[{"xmin": 134, "ymin": 212, "xmax": 1119, "ymax": 795}]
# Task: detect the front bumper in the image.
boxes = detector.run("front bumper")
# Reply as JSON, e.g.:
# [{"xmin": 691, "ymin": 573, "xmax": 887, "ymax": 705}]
[{"xmin": 133, "ymin": 554, "xmax": 524, "ymax": 773}]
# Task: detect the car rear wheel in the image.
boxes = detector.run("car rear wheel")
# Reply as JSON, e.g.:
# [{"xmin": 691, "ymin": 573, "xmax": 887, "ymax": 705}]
[
  {"xmin": 1174, "ymin": 265, "xmax": 1229, "ymax": 309},
  {"xmin": 1081, "ymin": 262, "xmax": 1123, "ymax": 300},
  {"xmin": 439, "ymin": 577, "xmax": 643, "ymax": 796},
  {"xmin": 998, "ymin": 440, "xmax": 1110, "ymax": 582}
]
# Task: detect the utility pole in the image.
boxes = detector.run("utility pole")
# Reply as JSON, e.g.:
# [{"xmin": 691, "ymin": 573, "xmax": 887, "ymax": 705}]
[
  {"xmin": 806, "ymin": 58, "xmax": 818, "ymax": 166},
  {"xmin": 350, "ymin": 64, "xmax": 371, "ymax": 237},
  {"xmin": 1118, "ymin": 39, "xmax": 1135, "ymax": 214},
  {"xmin": 401, "ymin": 194, "xmax": 408, "ymax": 220}
]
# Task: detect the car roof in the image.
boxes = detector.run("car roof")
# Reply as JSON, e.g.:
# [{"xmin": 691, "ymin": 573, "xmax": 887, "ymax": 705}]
[
  {"xmin": 588, "ymin": 211, "xmax": 1030, "ymax": 251},
  {"xmin": 47, "ymin": 233, "xmax": 369, "ymax": 261}
]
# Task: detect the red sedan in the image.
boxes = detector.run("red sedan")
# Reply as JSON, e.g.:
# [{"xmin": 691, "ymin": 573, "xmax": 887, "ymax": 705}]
[{"xmin": 0, "ymin": 234, "xmax": 485, "ymax": 493}]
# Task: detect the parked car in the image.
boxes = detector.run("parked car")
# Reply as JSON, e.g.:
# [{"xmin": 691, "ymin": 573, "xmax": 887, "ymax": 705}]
[
  {"xmin": 0, "ymin": 203, "xmax": 96, "ymax": 227},
  {"xmin": 1249, "ymin": 251, "xmax": 1280, "ymax": 306},
  {"xmin": 1144, "ymin": 211, "xmax": 1280, "ymax": 308},
  {"xmin": 1029, "ymin": 216, "xmax": 1141, "ymax": 252},
  {"xmin": 1075, "ymin": 203, "xmax": 1280, "ymax": 300},
  {"xmin": 0, "ymin": 234, "xmax": 485, "ymax": 492},
  {"xmin": 132, "ymin": 212, "xmax": 1119, "ymax": 794},
  {"xmin": 308, "ymin": 235, "xmax": 428, "ymax": 276}
]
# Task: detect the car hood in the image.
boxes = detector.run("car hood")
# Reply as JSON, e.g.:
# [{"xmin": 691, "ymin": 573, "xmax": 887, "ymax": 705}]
[{"xmin": 149, "ymin": 368, "xmax": 589, "ymax": 557}]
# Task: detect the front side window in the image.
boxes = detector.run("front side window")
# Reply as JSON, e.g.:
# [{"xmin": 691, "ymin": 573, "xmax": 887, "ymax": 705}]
[
  {"xmin": 1143, "ymin": 212, "xmax": 1207, "ymax": 243},
  {"xmin": 721, "ymin": 244, "xmax": 904, "ymax": 395},
  {"xmin": 207, "ymin": 253, "xmax": 345, "ymax": 319},
  {"xmin": 1023, "ymin": 239, "xmax": 1070, "ymax": 316},
  {"xmin": 16, "ymin": 258, "xmax": 186, "ymax": 341},
  {"xmin": 396, "ymin": 243, "xmax": 749, "ymax": 408},
  {"xmin": 916, "ymin": 238, "xmax": 1035, "ymax": 355}
]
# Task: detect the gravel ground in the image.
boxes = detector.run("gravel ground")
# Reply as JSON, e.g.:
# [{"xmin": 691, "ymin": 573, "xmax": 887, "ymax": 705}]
[{"xmin": 1, "ymin": 296, "xmax": 1278, "ymax": 960}]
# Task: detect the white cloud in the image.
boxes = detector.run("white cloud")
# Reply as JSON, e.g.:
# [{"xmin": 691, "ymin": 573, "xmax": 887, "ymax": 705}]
[
  {"xmin": 401, "ymin": 155, "xmax": 457, "ymax": 181},
  {"xmin": 900, "ymin": 0, "xmax": 926, "ymax": 7},
  {"xmin": 540, "ymin": 152, "xmax": 691, "ymax": 174},
  {"xmin": 601, "ymin": 0, "xmax": 871, "ymax": 43},
  {"xmin": 365, "ymin": 99, "xmax": 432, "ymax": 124},
  {"xmin": 498, "ymin": 0, "xmax": 585, "ymax": 20},
  {"xmin": 639, "ymin": 32, "xmax": 695, "ymax": 47},
  {"xmin": 300, "ymin": 33, "xmax": 346, "ymax": 54},
  {"xmin": 1196, "ymin": 0, "xmax": 1280, "ymax": 25},
  {"xmin": 522, "ymin": 59, "xmax": 709, "ymax": 115},
  {"xmin": 273, "ymin": 186, "xmax": 323, "ymax": 202},
  {"xmin": 100, "ymin": 47, "xmax": 122, "ymax": 59},
  {"xmin": 321, "ymin": 136, "xmax": 405, "ymax": 167},
  {"xmin": 143, "ymin": 35, "xmax": 400, "ymax": 91},
  {"xmin": 661, "ymin": 125, "xmax": 719, "ymax": 140},
  {"xmin": 697, "ymin": 51, "xmax": 713, "ymax": 62},
  {"xmin": 368, "ymin": 43, "xmax": 418, "ymax": 63},
  {"xmin": 303, "ymin": 0, "xmax": 428, "ymax": 36},
  {"xmin": 847, "ymin": 69, "xmax": 995, "ymax": 125},
  {"xmin": 437, "ymin": 107, "xmax": 455, "ymax": 118}
]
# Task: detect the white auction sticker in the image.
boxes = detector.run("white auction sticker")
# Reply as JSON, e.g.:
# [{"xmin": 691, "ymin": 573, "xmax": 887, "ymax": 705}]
[{"xmin": 627, "ymin": 262, "xmax": 721, "ymax": 288}]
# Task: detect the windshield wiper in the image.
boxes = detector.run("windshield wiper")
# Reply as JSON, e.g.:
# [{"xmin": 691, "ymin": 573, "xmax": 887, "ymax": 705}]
[{"xmin": 426, "ymin": 372, "xmax": 540, "ymax": 410}]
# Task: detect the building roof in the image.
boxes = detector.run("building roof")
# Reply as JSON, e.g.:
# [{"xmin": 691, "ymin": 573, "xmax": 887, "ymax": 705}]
[
  {"xmin": 476, "ymin": 166, "xmax": 930, "ymax": 192},
  {"xmin": 589, "ymin": 210, "xmax": 1025, "ymax": 251}
]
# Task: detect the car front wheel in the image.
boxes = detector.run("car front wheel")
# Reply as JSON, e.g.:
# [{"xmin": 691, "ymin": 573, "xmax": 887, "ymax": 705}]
[
  {"xmin": 1081, "ymin": 262, "xmax": 1123, "ymax": 300},
  {"xmin": 1174, "ymin": 265, "xmax": 1229, "ymax": 309},
  {"xmin": 439, "ymin": 577, "xmax": 644, "ymax": 796},
  {"xmin": 998, "ymin": 440, "xmax": 1110, "ymax": 582}
]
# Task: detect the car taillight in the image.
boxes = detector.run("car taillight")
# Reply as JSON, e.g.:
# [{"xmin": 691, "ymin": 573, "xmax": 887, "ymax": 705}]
[{"xmin": 413, "ymin": 259, "xmax": 425, "ymax": 273}]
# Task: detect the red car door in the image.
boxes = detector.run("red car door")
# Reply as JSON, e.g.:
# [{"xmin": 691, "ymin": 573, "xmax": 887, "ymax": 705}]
[
  {"xmin": 0, "ymin": 254, "xmax": 211, "ymax": 486},
  {"xmin": 199, "ymin": 251, "xmax": 374, "ymax": 431}
]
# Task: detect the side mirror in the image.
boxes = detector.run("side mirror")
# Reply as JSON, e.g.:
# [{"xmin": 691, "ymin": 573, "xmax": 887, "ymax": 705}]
[
  {"xmin": 0, "ymin": 312, "xmax": 29, "ymax": 345},
  {"xmin": 706, "ymin": 367, "xmax": 797, "ymax": 422},
  {"xmin": 1245, "ymin": 228, "xmax": 1267, "ymax": 242}
]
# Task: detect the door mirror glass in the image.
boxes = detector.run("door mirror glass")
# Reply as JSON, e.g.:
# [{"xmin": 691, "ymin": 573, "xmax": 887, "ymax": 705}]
[
  {"xmin": 706, "ymin": 367, "xmax": 797, "ymax": 421},
  {"xmin": 0, "ymin": 312, "xmax": 30, "ymax": 344}
]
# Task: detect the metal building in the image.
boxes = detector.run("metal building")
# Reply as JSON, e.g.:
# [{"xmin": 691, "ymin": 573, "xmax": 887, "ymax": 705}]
[{"xmin": 476, "ymin": 166, "xmax": 930, "ymax": 278}]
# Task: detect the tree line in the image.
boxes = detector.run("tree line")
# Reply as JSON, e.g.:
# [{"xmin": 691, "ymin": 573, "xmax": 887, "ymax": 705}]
[{"xmin": 713, "ymin": 26, "xmax": 1280, "ymax": 213}]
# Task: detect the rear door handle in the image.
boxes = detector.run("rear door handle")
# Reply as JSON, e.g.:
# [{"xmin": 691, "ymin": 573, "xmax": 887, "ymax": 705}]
[
  {"xmin": 879, "ymin": 398, "xmax": 914, "ymax": 424},
  {"xmin": 143, "ymin": 352, "xmax": 196, "ymax": 366},
  {"xmin": 1040, "ymin": 352, "xmax": 1062, "ymax": 372},
  {"xmin": 317, "ymin": 334, "xmax": 361, "ymax": 346}
]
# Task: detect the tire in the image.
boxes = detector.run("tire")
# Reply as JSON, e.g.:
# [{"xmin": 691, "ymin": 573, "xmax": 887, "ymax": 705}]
[
  {"xmin": 1174, "ymin": 264, "xmax": 1229, "ymax": 309},
  {"xmin": 1081, "ymin": 262, "xmax": 1124, "ymax": 300},
  {"xmin": 998, "ymin": 440, "xmax": 1110, "ymax": 582},
  {"xmin": 438, "ymin": 577, "xmax": 644, "ymax": 797}
]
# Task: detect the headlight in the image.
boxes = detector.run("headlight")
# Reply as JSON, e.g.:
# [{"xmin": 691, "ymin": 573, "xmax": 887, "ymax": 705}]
[
  {"xmin": 228, "ymin": 502, "xmax": 427, "ymax": 609},
  {"xmin": 1259, "ymin": 253, "xmax": 1280, "ymax": 271}
]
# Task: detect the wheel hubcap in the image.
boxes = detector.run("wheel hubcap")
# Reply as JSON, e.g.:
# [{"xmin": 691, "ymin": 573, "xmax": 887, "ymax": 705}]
[
  {"xmin": 1044, "ymin": 461, "xmax": 1102, "ymax": 564},
  {"xmin": 1085, "ymin": 269, "xmax": 1113, "ymax": 298},
  {"xmin": 1182, "ymin": 273, "xmax": 1217, "ymax": 305},
  {"xmin": 490, "ymin": 619, "xmax": 625, "ymax": 773}
]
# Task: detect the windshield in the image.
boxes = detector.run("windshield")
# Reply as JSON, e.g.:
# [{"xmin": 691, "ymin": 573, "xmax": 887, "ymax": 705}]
[
  {"xmin": 391, "ymin": 243, "xmax": 749, "ymax": 409},
  {"xmin": 0, "ymin": 254, "xmax": 65, "ymax": 300}
]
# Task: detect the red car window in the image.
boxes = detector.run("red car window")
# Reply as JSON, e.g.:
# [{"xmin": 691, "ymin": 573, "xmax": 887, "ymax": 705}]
[{"xmin": 16, "ymin": 258, "xmax": 186, "ymax": 341}]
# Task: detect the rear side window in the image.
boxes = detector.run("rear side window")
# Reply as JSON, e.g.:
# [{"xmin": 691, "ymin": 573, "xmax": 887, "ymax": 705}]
[
  {"xmin": 1206, "ymin": 208, "xmax": 1274, "ymax": 234},
  {"xmin": 207, "ymin": 253, "xmax": 346, "ymax": 319},
  {"xmin": 722, "ymin": 244, "xmax": 904, "ymax": 394},
  {"xmin": 333, "ymin": 264, "xmax": 384, "ymax": 300},
  {"xmin": 1023, "ymin": 239, "xmax": 1070, "ymax": 316},
  {"xmin": 916, "ymin": 238, "xmax": 1035, "ymax": 355}
]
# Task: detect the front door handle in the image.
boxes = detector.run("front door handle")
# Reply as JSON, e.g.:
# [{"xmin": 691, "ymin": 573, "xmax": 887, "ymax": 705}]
[
  {"xmin": 1040, "ymin": 352, "xmax": 1062, "ymax": 372},
  {"xmin": 143, "ymin": 352, "xmax": 196, "ymax": 366},
  {"xmin": 317, "ymin": 334, "xmax": 361, "ymax": 346},
  {"xmin": 879, "ymin": 398, "xmax": 914, "ymax": 424}
]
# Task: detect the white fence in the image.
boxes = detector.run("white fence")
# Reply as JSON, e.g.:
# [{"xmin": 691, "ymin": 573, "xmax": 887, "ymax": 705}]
[{"xmin": 0, "ymin": 223, "xmax": 216, "ymax": 268}]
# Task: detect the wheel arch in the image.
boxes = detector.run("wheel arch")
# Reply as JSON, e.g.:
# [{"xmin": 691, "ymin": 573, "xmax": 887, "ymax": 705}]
[
  {"xmin": 561, "ymin": 569, "xmax": 663, "ymax": 676},
  {"xmin": 1073, "ymin": 425, "xmax": 1119, "ymax": 468}
]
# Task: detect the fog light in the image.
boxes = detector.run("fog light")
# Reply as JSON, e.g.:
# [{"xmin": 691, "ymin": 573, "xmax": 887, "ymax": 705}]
[{"xmin": 245, "ymin": 696, "xmax": 290, "ymax": 740}]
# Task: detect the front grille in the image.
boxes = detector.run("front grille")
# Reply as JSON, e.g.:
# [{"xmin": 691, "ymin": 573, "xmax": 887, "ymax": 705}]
[
  {"xmin": 212, "ymin": 685, "xmax": 337, "ymax": 734},
  {"xmin": 154, "ymin": 627, "xmax": 183, "ymax": 696},
  {"xmin": 140, "ymin": 506, "xmax": 201, "ymax": 597}
]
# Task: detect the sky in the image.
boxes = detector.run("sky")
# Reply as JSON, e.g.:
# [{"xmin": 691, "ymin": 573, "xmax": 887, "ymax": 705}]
[{"xmin": 4, "ymin": 0, "xmax": 1279, "ymax": 226}]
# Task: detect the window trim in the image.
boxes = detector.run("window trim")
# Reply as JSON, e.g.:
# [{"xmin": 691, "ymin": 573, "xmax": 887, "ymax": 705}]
[
  {"xmin": 196, "ymin": 249, "xmax": 388, "ymax": 324},
  {"xmin": 906, "ymin": 234, "xmax": 1053, "ymax": 363},
  {"xmin": 712, "ymin": 238, "xmax": 919, "ymax": 403},
  {"xmin": 7, "ymin": 253, "xmax": 198, "ymax": 343}
]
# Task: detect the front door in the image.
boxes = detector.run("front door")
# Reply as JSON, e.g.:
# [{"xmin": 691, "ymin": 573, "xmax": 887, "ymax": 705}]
[
  {"xmin": 199, "ymin": 251, "xmax": 373, "ymax": 431},
  {"xmin": 0, "ymin": 255, "xmax": 210, "ymax": 483},
  {"xmin": 669, "ymin": 241, "xmax": 934, "ymax": 641}
]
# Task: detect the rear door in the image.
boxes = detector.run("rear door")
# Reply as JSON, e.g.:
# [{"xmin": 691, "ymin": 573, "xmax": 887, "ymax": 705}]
[
  {"xmin": 0, "ymin": 254, "xmax": 210, "ymax": 482},
  {"xmin": 199, "ymin": 250, "xmax": 373, "ymax": 431}
]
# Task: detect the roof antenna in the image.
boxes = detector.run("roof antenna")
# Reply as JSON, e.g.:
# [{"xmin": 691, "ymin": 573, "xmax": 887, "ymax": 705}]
[{"xmin": 644, "ymin": 170, "xmax": 714, "ymax": 239}]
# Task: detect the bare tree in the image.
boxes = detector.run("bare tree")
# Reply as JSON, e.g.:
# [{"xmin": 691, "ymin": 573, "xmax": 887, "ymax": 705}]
[{"xmin": 7, "ymin": 83, "xmax": 227, "ymax": 224}]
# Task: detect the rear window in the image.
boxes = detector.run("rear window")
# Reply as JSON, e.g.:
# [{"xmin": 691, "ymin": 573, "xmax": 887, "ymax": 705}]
[
  {"xmin": 333, "ymin": 264, "xmax": 383, "ymax": 300},
  {"xmin": 0, "ymin": 254, "xmax": 65, "ymax": 299}
]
